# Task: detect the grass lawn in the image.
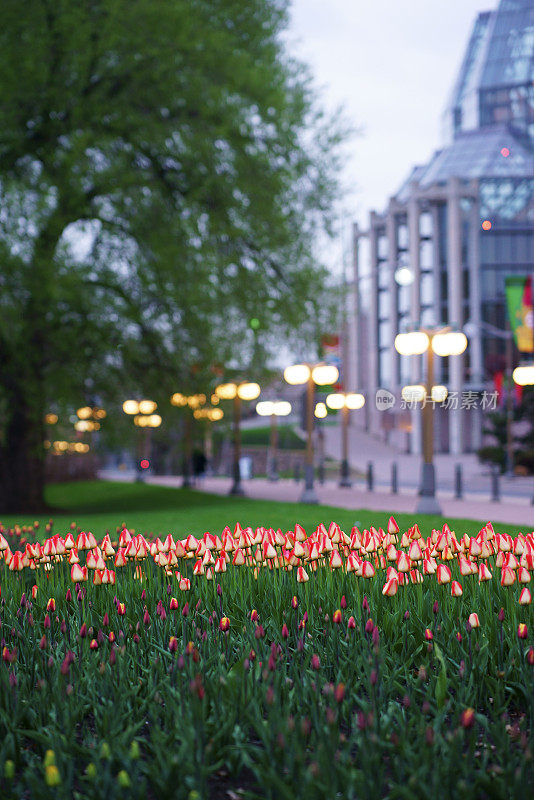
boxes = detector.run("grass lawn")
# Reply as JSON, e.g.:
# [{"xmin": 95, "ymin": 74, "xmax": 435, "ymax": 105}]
[{"xmin": 0, "ymin": 479, "xmax": 526, "ymax": 539}]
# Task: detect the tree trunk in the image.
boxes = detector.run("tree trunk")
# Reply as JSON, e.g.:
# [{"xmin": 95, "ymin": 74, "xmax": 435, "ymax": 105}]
[{"xmin": 0, "ymin": 401, "xmax": 47, "ymax": 514}]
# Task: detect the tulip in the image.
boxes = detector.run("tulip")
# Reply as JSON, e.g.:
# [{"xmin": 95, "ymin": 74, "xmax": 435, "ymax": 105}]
[
  {"xmin": 117, "ymin": 603, "xmax": 126, "ymax": 616},
  {"xmin": 90, "ymin": 639, "xmax": 98, "ymax": 650},
  {"xmin": 45, "ymin": 765, "xmax": 61, "ymax": 787},
  {"xmin": 527, "ymin": 647, "xmax": 534, "ymax": 665},
  {"xmin": 170, "ymin": 597, "xmax": 179, "ymax": 611},
  {"xmin": 219, "ymin": 616, "xmax": 230, "ymax": 632},
  {"xmin": 347, "ymin": 615, "xmax": 356, "ymax": 630},
  {"xmin": 518, "ymin": 623, "xmax": 528, "ymax": 639},
  {"xmin": 478, "ymin": 563, "xmax": 492, "ymax": 582},
  {"xmin": 168, "ymin": 636, "xmax": 178, "ymax": 653},
  {"xmin": 46, "ymin": 598, "xmax": 56, "ymax": 612},
  {"xmin": 436, "ymin": 564, "xmax": 451, "ymax": 584},
  {"xmin": 332, "ymin": 609, "xmax": 342, "ymax": 625},
  {"xmin": 500, "ymin": 567, "xmax": 515, "ymax": 587},
  {"xmin": 460, "ymin": 708, "xmax": 475, "ymax": 729},
  {"xmin": 424, "ymin": 629, "xmax": 433, "ymax": 641},
  {"xmin": 382, "ymin": 578, "xmax": 398, "ymax": 596},
  {"xmin": 311, "ymin": 654, "xmax": 321, "ymax": 670},
  {"xmin": 296, "ymin": 566, "xmax": 309, "ymax": 583},
  {"xmin": 519, "ymin": 588, "xmax": 532, "ymax": 605},
  {"xmin": 282, "ymin": 624, "xmax": 289, "ymax": 639},
  {"xmin": 468, "ymin": 613, "xmax": 480, "ymax": 628},
  {"xmin": 334, "ymin": 683, "xmax": 345, "ymax": 703},
  {"xmin": 451, "ymin": 581, "xmax": 463, "ymax": 597}
]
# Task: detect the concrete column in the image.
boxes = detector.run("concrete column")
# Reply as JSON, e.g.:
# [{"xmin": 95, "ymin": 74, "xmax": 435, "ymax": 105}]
[
  {"xmin": 351, "ymin": 222, "xmax": 362, "ymax": 392},
  {"xmin": 447, "ymin": 177, "xmax": 464, "ymax": 455},
  {"xmin": 468, "ymin": 186, "xmax": 483, "ymax": 450},
  {"xmin": 386, "ymin": 201, "xmax": 399, "ymax": 390},
  {"xmin": 407, "ymin": 195, "xmax": 422, "ymax": 455},
  {"xmin": 368, "ymin": 213, "xmax": 380, "ymax": 434},
  {"xmin": 408, "ymin": 191, "xmax": 421, "ymax": 328}
]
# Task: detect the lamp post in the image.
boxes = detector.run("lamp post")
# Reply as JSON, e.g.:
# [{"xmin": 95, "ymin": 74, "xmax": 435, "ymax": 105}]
[
  {"xmin": 170, "ymin": 392, "xmax": 211, "ymax": 487},
  {"xmin": 395, "ymin": 328, "xmax": 467, "ymax": 514},
  {"xmin": 123, "ymin": 399, "xmax": 161, "ymax": 480},
  {"xmin": 256, "ymin": 400, "xmax": 292, "ymax": 481},
  {"xmin": 326, "ymin": 392, "xmax": 365, "ymax": 487},
  {"xmin": 215, "ymin": 381, "xmax": 261, "ymax": 495},
  {"xmin": 284, "ymin": 363, "xmax": 339, "ymax": 503}
]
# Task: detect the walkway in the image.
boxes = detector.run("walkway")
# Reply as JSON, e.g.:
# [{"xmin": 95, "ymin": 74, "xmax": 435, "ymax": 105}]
[{"xmin": 101, "ymin": 471, "xmax": 534, "ymax": 528}]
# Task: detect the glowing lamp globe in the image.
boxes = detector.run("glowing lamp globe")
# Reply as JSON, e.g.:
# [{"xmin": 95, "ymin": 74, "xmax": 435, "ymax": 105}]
[
  {"xmin": 138, "ymin": 399, "xmax": 157, "ymax": 415},
  {"xmin": 237, "ymin": 382, "xmax": 261, "ymax": 401},
  {"xmin": 311, "ymin": 364, "xmax": 339, "ymax": 386},
  {"xmin": 314, "ymin": 402, "xmax": 327, "ymax": 418},
  {"xmin": 123, "ymin": 400, "xmax": 139, "ymax": 415},
  {"xmin": 395, "ymin": 332, "xmax": 429, "ymax": 356},
  {"xmin": 273, "ymin": 401, "xmax": 292, "ymax": 416},
  {"xmin": 432, "ymin": 332, "xmax": 468, "ymax": 357},
  {"xmin": 513, "ymin": 365, "xmax": 534, "ymax": 386},
  {"xmin": 215, "ymin": 383, "xmax": 237, "ymax": 400},
  {"xmin": 345, "ymin": 393, "xmax": 365, "ymax": 410},
  {"xmin": 326, "ymin": 393, "xmax": 345, "ymax": 410},
  {"xmin": 284, "ymin": 364, "xmax": 311, "ymax": 385},
  {"xmin": 431, "ymin": 385, "xmax": 448, "ymax": 403},
  {"xmin": 256, "ymin": 401, "xmax": 274, "ymax": 417},
  {"xmin": 402, "ymin": 385, "xmax": 426, "ymax": 403}
]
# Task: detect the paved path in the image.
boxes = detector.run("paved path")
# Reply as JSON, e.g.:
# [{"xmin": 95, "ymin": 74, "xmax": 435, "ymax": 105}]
[
  {"xmin": 101, "ymin": 471, "xmax": 534, "ymax": 528},
  {"xmin": 312, "ymin": 423, "xmax": 534, "ymax": 500}
]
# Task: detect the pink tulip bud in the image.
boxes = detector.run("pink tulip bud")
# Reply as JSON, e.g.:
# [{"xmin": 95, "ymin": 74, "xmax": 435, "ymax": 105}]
[
  {"xmin": 182, "ymin": 602, "xmax": 189, "ymax": 617},
  {"xmin": 311, "ymin": 654, "xmax": 321, "ymax": 671},
  {"xmin": 347, "ymin": 616, "xmax": 356, "ymax": 630},
  {"xmin": 44, "ymin": 614, "xmax": 51, "ymax": 630},
  {"xmin": 518, "ymin": 623, "xmax": 528, "ymax": 639},
  {"xmin": 498, "ymin": 607, "xmax": 505, "ymax": 622},
  {"xmin": 460, "ymin": 708, "xmax": 475, "ymax": 728},
  {"xmin": 282, "ymin": 624, "xmax": 289, "ymax": 639},
  {"xmin": 340, "ymin": 595, "xmax": 347, "ymax": 609},
  {"xmin": 39, "ymin": 635, "xmax": 47, "ymax": 650}
]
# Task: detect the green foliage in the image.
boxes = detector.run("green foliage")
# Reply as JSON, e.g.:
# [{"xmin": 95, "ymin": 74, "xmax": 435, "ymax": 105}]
[
  {"xmin": 0, "ymin": 480, "xmax": 525, "ymax": 539},
  {"xmin": 0, "ymin": 0, "xmax": 348, "ymax": 510},
  {"xmin": 0, "ymin": 506, "xmax": 533, "ymax": 798}
]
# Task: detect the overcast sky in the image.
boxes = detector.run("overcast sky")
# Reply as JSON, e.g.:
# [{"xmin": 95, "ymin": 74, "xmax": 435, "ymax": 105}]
[{"xmin": 288, "ymin": 0, "xmax": 497, "ymax": 241}]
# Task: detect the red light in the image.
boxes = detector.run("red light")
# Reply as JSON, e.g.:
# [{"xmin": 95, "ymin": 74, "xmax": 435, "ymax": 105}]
[
  {"xmin": 482, "ymin": 220, "xmax": 492, "ymax": 231},
  {"xmin": 140, "ymin": 459, "xmax": 150, "ymax": 469},
  {"xmin": 500, "ymin": 147, "xmax": 510, "ymax": 157}
]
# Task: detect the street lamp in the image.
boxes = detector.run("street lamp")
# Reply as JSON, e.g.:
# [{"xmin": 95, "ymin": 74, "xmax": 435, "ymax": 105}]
[
  {"xmin": 170, "ymin": 392, "xmax": 210, "ymax": 487},
  {"xmin": 215, "ymin": 381, "xmax": 261, "ymax": 495},
  {"xmin": 256, "ymin": 400, "xmax": 292, "ymax": 481},
  {"xmin": 326, "ymin": 391, "xmax": 365, "ymax": 487},
  {"xmin": 283, "ymin": 363, "xmax": 339, "ymax": 503},
  {"xmin": 123, "ymin": 399, "xmax": 161, "ymax": 479},
  {"xmin": 395, "ymin": 328, "xmax": 467, "ymax": 514}
]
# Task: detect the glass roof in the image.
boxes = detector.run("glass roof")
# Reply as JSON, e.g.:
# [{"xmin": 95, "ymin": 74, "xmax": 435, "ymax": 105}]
[
  {"xmin": 480, "ymin": 0, "xmax": 534, "ymax": 89},
  {"xmin": 391, "ymin": 126, "xmax": 534, "ymax": 199}
]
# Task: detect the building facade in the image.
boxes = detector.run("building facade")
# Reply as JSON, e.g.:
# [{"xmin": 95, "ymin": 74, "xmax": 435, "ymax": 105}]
[{"xmin": 352, "ymin": 0, "xmax": 534, "ymax": 454}]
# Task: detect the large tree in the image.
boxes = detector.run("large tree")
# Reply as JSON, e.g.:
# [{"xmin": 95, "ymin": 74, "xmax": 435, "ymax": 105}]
[{"xmin": 0, "ymin": 0, "xmax": 346, "ymax": 511}]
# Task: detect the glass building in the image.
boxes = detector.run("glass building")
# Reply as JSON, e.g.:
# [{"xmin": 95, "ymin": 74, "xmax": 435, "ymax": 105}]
[{"xmin": 352, "ymin": 0, "xmax": 534, "ymax": 454}]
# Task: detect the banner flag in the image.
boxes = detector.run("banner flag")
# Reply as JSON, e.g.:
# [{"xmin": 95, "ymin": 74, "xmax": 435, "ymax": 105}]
[{"xmin": 505, "ymin": 276, "xmax": 533, "ymax": 353}]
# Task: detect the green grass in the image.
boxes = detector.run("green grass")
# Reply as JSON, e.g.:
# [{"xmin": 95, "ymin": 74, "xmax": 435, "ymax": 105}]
[
  {"xmin": 0, "ymin": 480, "xmax": 526, "ymax": 539},
  {"xmin": 220, "ymin": 424, "xmax": 305, "ymax": 450}
]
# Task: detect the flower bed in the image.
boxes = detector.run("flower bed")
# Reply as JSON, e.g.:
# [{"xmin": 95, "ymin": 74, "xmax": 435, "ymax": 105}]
[{"xmin": 0, "ymin": 517, "xmax": 533, "ymax": 798}]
